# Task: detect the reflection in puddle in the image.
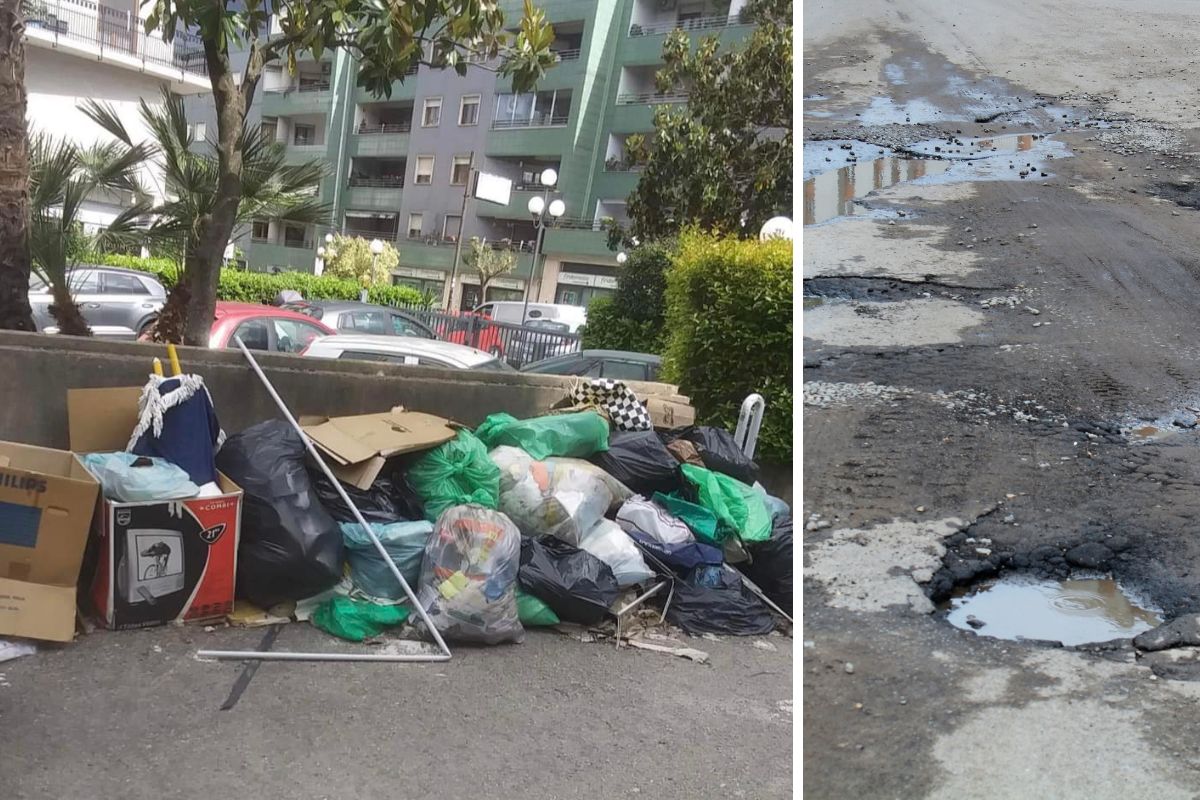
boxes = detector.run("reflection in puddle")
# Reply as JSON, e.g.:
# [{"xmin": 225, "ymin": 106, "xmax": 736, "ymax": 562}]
[
  {"xmin": 905, "ymin": 132, "xmax": 1039, "ymax": 160},
  {"xmin": 945, "ymin": 575, "xmax": 1161, "ymax": 646},
  {"xmin": 803, "ymin": 157, "xmax": 951, "ymax": 225}
]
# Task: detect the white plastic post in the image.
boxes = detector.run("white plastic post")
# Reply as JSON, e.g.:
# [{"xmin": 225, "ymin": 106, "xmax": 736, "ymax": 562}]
[
  {"xmin": 197, "ymin": 337, "xmax": 453, "ymax": 663},
  {"xmin": 734, "ymin": 393, "xmax": 765, "ymax": 459}
]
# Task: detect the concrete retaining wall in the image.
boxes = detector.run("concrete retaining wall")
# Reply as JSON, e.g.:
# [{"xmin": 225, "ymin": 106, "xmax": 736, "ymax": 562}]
[{"xmin": 0, "ymin": 331, "xmax": 792, "ymax": 503}]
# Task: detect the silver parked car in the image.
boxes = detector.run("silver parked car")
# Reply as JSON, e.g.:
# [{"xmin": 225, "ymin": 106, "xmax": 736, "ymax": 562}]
[
  {"xmin": 302, "ymin": 333, "xmax": 513, "ymax": 371},
  {"xmin": 29, "ymin": 266, "xmax": 167, "ymax": 338}
]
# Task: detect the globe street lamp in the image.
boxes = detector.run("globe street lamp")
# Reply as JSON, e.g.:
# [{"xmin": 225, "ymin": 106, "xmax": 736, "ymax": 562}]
[
  {"xmin": 369, "ymin": 238, "xmax": 385, "ymax": 286},
  {"xmin": 615, "ymin": 251, "xmax": 628, "ymax": 265},
  {"xmin": 759, "ymin": 216, "xmax": 794, "ymax": 241}
]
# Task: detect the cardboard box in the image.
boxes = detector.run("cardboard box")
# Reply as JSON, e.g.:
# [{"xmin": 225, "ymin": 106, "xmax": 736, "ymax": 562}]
[
  {"xmin": 645, "ymin": 396, "xmax": 696, "ymax": 430},
  {"xmin": 68, "ymin": 388, "xmax": 243, "ymax": 630},
  {"xmin": 301, "ymin": 407, "xmax": 457, "ymax": 489},
  {"xmin": 0, "ymin": 441, "xmax": 100, "ymax": 642}
]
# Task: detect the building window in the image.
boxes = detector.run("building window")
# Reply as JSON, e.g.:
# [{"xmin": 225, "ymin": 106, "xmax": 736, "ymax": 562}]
[
  {"xmin": 459, "ymin": 94, "xmax": 480, "ymax": 126},
  {"xmin": 421, "ymin": 97, "xmax": 442, "ymax": 127},
  {"xmin": 283, "ymin": 224, "xmax": 307, "ymax": 247},
  {"xmin": 443, "ymin": 215, "xmax": 462, "ymax": 241},
  {"xmin": 293, "ymin": 123, "xmax": 315, "ymax": 145},
  {"xmin": 407, "ymin": 213, "xmax": 424, "ymax": 238},
  {"xmin": 492, "ymin": 90, "xmax": 571, "ymax": 128},
  {"xmin": 450, "ymin": 155, "xmax": 471, "ymax": 186},
  {"xmin": 251, "ymin": 220, "xmax": 270, "ymax": 241},
  {"xmin": 414, "ymin": 155, "xmax": 435, "ymax": 185},
  {"xmin": 259, "ymin": 117, "xmax": 277, "ymax": 141},
  {"xmin": 190, "ymin": 122, "xmax": 206, "ymax": 141}
]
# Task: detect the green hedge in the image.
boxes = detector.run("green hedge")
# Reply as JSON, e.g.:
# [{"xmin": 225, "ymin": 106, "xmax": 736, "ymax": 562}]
[
  {"xmin": 580, "ymin": 241, "xmax": 673, "ymax": 354},
  {"xmin": 86, "ymin": 253, "xmax": 428, "ymax": 308},
  {"xmin": 663, "ymin": 231, "xmax": 793, "ymax": 463}
]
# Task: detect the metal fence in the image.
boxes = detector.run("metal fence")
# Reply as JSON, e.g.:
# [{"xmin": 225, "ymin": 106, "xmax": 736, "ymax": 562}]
[
  {"xmin": 396, "ymin": 305, "xmax": 582, "ymax": 369},
  {"xmin": 22, "ymin": 0, "xmax": 207, "ymax": 77}
]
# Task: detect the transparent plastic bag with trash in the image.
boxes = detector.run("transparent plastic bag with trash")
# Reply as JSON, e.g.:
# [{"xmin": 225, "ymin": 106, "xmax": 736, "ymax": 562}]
[
  {"xmin": 415, "ymin": 505, "xmax": 524, "ymax": 645},
  {"xmin": 490, "ymin": 446, "xmax": 615, "ymax": 546}
]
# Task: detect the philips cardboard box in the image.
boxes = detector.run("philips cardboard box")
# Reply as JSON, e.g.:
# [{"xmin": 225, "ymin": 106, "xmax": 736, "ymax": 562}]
[
  {"xmin": 0, "ymin": 441, "xmax": 100, "ymax": 642},
  {"xmin": 68, "ymin": 388, "xmax": 242, "ymax": 630}
]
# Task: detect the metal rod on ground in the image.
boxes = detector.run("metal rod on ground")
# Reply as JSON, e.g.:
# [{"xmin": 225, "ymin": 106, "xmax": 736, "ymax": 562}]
[
  {"xmin": 198, "ymin": 650, "xmax": 452, "ymax": 663},
  {"xmin": 614, "ymin": 581, "xmax": 669, "ymax": 649},
  {"xmin": 197, "ymin": 337, "xmax": 453, "ymax": 663}
]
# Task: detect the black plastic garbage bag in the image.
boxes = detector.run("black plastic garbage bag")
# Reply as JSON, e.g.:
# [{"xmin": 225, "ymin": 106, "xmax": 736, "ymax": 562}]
[
  {"xmin": 310, "ymin": 469, "xmax": 425, "ymax": 523},
  {"xmin": 216, "ymin": 420, "xmax": 343, "ymax": 608},
  {"xmin": 663, "ymin": 426, "xmax": 759, "ymax": 485},
  {"xmin": 663, "ymin": 565, "xmax": 775, "ymax": 636},
  {"xmin": 589, "ymin": 429, "xmax": 681, "ymax": 497},
  {"xmin": 518, "ymin": 536, "xmax": 620, "ymax": 625},
  {"xmin": 626, "ymin": 529, "xmax": 724, "ymax": 574},
  {"xmin": 741, "ymin": 517, "xmax": 793, "ymax": 613}
]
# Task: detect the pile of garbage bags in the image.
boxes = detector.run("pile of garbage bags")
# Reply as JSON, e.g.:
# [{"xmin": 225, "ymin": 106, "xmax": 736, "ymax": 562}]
[{"xmin": 216, "ymin": 391, "xmax": 791, "ymax": 645}]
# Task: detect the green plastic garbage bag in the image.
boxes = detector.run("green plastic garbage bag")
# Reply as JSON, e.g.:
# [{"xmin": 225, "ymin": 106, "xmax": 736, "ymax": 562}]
[
  {"xmin": 311, "ymin": 595, "xmax": 411, "ymax": 642},
  {"xmin": 516, "ymin": 587, "xmax": 561, "ymax": 627},
  {"xmin": 653, "ymin": 491, "xmax": 721, "ymax": 545},
  {"xmin": 408, "ymin": 429, "xmax": 500, "ymax": 522},
  {"xmin": 475, "ymin": 411, "xmax": 610, "ymax": 460},
  {"xmin": 679, "ymin": 464, "xmax": 772, "ymax": 544},
  {"xmin": 340, "ymin": 520, "xmax": 433, "ymax": 600}
]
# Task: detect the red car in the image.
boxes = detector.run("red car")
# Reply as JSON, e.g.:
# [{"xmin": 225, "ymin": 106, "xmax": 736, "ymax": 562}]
[
  {"xmin": 208, "ymin": 302, "xmax": 335, "ymax": 352},
  {"xmin": 436, "ymin": 310, "xmax": 505, "ymax": 357}
]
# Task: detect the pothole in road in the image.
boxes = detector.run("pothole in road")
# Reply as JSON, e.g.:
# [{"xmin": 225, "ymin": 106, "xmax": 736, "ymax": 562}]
[{"xmin": 943, "ymin": 574, "xmax": 1162, "ymax": 646}]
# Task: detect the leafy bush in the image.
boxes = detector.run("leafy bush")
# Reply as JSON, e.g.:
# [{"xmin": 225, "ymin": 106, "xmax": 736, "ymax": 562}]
[
  {"xmin": 84, "ymin": 253, "xmax": 428, "ymax": 308},
  {"xmin": 663, "ymin": 230, "xmax": 793, "ymax": 463},
  {"xmin": 580, "ymin": 240, "xmax": 673, "ymax": 354},
  {"xmin": 324, "ymin": 234, "xmax": 399, "ymax": 286}
]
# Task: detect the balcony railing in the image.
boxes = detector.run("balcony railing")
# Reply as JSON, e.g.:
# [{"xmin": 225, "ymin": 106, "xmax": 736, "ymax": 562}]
[
  {"xmin": 344, "ymin": 228, "xmax": 401, "ymax": 242},
  {"xmin": 282, "ymin": 238, "xmax": 314, "ymax": 249},
  {"xmin": 629, "ymin": 13, "xmax": 740, "ymax": 37},
  {"xmin": 615, "ymin": 91, "xmax": 689, "ymax": 105},
  {"xmin": 491, "ymin": 114, "xmax": 570, "ymax": 130},
  {"xmin": 21, "ymin": 0, "xmax": 208, "ymax": 77},
  {"xmin": 348, "ymin": 176, "xmax": 405, "ymax": 188},
  {"xmin": 554, "ymin": 216, "xmax": 608, "ymax": 231},
  {"xmin": 553, "ymin": 47, "xmax": 581, "ymax": 62},
  {"xmin": 356, "ymin": 121, "xmax": 413, "ymax": 135},
  {"xmin": 266, "ymin": 79, "xmax": 330, "ymax": 94}
]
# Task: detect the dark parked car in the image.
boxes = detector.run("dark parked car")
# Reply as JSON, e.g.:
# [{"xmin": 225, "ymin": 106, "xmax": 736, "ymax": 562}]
[
  {"xmin": 520, "ymin": 350, "xmax": 662, "ymax": 382},
  {"xmin": 282, "ymin": 299, "xmax": 436, "ymax": 339},
  {"xmin": 29, "ymin": 265, "xmax": 166, "ymax": 339}
]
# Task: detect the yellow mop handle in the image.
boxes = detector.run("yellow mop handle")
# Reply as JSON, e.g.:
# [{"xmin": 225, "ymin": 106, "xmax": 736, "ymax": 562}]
[
  {"xmin": 166, "ymin": 343, "xmax": 182, "ymax": 376},
  {"xmin": 152, "ymin": 357, "xmax": 163, "ymax": 377}
]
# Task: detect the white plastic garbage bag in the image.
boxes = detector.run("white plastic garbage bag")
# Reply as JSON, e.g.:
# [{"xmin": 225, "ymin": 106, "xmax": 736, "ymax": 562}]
[
  {"xmin": 579, "ymin": 519, "xmax": 655, "ymax": 588},
  {"xmin": 615, "ymin": 495, "xmax": 695, "ymax": 545},
  {"xmin": 490, "ymin": 446, "xmax": 614, "ymax": 545}
]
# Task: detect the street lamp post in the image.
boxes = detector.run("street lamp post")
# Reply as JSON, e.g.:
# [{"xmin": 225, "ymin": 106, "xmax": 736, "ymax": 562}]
[{"xmin": 520, "ymin": 168, "xmax": 564, "ymax": 324}]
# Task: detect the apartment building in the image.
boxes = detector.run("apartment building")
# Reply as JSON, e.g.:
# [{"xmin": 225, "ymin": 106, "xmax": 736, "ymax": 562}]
[
  {"xmin": 23, "ymin": 0, "xmax": 211, "ymax": 228},
  {"xmin": 242, "ymin": 0, "xmax": 753, "ymax": 310}
]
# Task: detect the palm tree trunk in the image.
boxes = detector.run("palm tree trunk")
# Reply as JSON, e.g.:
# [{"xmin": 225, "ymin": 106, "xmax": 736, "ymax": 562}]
[
  {"xmin": 49, "ymin": 281, "xmax": 91, "ymax": 336},
  {"xmin": 0, "ymin": 0, "xmax": 35, "ymax": 332}
]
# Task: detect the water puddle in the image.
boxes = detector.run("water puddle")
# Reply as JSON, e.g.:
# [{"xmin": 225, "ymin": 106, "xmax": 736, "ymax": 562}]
[
  {"xmin": 803, "ymin": 132, "xmax": 1070, "ymax": 225},
  {"xmin": 945, "ymin": 575, "xmax": 1161, "ymax": 646}
]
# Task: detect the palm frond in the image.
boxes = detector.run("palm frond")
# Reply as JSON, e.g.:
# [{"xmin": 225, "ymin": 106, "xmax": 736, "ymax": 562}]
[{"xmin": 79, "ymin": 98, "xmax": 135, "ymax": 146}]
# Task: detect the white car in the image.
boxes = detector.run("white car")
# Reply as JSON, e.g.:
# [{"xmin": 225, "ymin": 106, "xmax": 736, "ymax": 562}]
[{"xmin": 302, "ymin": 334, "xmax": 514, "ymax": 371}]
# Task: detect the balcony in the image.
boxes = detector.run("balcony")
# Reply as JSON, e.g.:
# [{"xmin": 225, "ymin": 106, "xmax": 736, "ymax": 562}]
[
  {"xmin": 553, "ymin": 47, "xmax": 581, "ymax": 62},
  {"xmin": 491, "ymin": 113, "xmax": 570, "ymax": 130},
  {"xmin": 345, "ymin": 177, "xmax": 404, "ymax": 210},
  {"xmin": 350, "ymin": 122, "xmax": 412, "ymax": 158},
  {"xmin": 263, "ymin": 82, "xmax": 333, "ymax": 116},
  {"xmin": 245, "ymin": 241, "xmax": 318, "ymax": 272},
  {"xmin": 629, "ymin": 13, "xmax": 742, "ymax": 37},
  {"xmin": 283, "ymin": 142, "xmax": 327, "ymax": 163},
  {"xmin": 615, "ymin": 90, "xmax": 689, "ymax": 106},
  {"xmin": 21, "ymin": 0, "xmax": 210, "ymax": 92}
]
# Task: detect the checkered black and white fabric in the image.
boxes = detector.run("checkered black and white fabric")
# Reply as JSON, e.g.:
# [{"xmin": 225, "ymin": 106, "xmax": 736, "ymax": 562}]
[{"xmin": 569, "ymin": 378, "xmax": 653, "ymax": 432}]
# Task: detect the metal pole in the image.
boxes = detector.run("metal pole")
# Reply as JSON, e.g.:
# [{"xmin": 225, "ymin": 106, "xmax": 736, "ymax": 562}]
[
  {"xmin": 198, "ymin": 650, "xmax": 452, "ymax": 663},
  {"xmin": 520, "ymin": 218, "xmax": 546, "ymax": 325},
  {"xmin": 735, "ymin": 393, "xmax": 766, "ymax": 459},
  {"xmin": 445, "ymin": 151, "xmax": 475, "ymax": 311},
  {"xmin": 214, "ymin": 336, "xmax": 453, "ymax": 662}
]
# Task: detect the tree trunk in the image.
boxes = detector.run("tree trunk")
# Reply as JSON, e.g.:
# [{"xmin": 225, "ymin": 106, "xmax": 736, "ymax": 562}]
[
  {"xmin": 179, "ymin": 41, "xmax": 248, "ymax": 347},
  {"xmin": 49, "ymin": 281, "xmax": 92, "ymax": 336},
  {"xmin": 0, "ymin": 0, "xmax": 35, "ymax": 332}
]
